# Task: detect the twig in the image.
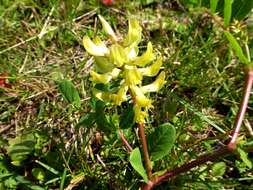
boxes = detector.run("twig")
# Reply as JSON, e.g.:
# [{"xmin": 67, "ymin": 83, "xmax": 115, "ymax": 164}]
[
  {"xmin": 228, "ymin": 69, "xmax": 253, "ymax": 150},
  {"xmin": 118, "ymin": 130, "xmax": 133, "ymax": 152},
  {"xmin": 138, "ymin": 123, "xmax": 153, "ymax": 180},
  {"xmin": 0, "ymin": 125, "xmax": 13, "ymax": 135}
]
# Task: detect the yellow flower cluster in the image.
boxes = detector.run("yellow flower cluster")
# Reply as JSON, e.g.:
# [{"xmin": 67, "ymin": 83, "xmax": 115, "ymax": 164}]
[{"xmin": 83, "ymin": 15, "xmax": 166, "ymax": 123}]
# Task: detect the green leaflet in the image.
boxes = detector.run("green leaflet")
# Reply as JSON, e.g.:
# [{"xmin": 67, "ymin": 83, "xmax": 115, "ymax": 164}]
[
  {"xmin": 224, "ymin": 31, "xmax": 249, "ymax": 64},
  {"xmin": 148, "ymin": 123, "xmax": 176, "ymax": 161},
  {"xmin": 210, "ymin": 0, "xmax": 219, "ymax": 13},
  {"xmin": 7, "ymin": 133, "xmax": 36, "ymax": 166},
  {"xmin": 212, "ymin": 162, "xmax": 226, "ymax": 176},
  {"xmin": 129, "ymin": 148, "xmax": 148, "ymax": 183},
  {"xmin": 119, "ymin": 104, "xmax": 135, "ymax": 129},
  {"xmin": 224, "ymin": 0, "xmax": 233, "ymax": 27},
  {"xmin": 58, "ymin": 79, "xmax": 81, "ymax": 108},
  {"xmin": 238, "ymin": 148, "xmax": 252, "ymax": 169}
]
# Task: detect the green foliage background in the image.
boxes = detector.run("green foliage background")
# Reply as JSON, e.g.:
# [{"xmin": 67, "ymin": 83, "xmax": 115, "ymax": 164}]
[{"xmin": 0, "ymin": 0, "xmax": 253, "ymax": 189}]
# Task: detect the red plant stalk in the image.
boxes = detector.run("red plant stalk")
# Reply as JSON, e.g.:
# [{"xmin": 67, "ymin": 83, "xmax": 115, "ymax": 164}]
[
  {"xmin": 138, "ymin": 123, "xmax": 153, "ymax": 180},
  {"xmin": 118, "ymin": 130, "xmax": 133, "ymax": 152},
  {"xmin": 142, "ymin": 68, "xmax": 253, "ymax": 190}
]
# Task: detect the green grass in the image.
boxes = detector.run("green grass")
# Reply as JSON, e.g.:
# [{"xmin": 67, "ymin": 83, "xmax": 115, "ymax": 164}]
[{"xmin": 0, "ymin": 0, "xmax": 253, "ymax": 189}]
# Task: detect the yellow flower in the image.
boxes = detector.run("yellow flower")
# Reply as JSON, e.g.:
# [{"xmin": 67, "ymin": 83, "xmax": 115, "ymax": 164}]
[
  {"xmin": 134, "ymin": 105, "xmax": 148, "ymax": 123},
  {"xmin": 123, "ymin": 17, "xmax": 142, "ymax": 47},
  {"xmin": 124, "ymin": 65, "xmax": 143, "ymax": 85},
  {"xmin": 141, "ymin": 71, "xmax": 166, "ymax": 93},
  {"xmin": 110, "ymin": 85, "xmax": 128, "ymax": 105},
  {"xmin": 83, "ymin": 36, "xmax": 109, "ymax": 56},
  {"xmin": 98, "ymin": 15, "xmax": 118, "ymax": 42},
  {"xmin": 130, "ymin": 85, "xmax": 153, "ymax": 108},
  {"xmin": 109, "ymin": 44, "xmax": 127, "ymax": 67},
  {"xmin": 132, "ymin": 42, "xmax": 154, "ymax": 67},
  {"xmin": 90, "ymin": 68, "xmax": 121, "ymax": 84},
  {"xmin": 139, "ymin": 57, "xmax": 163, "ymax": 76}
]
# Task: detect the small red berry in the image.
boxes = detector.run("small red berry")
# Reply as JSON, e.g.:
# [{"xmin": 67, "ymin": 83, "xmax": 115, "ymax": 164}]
[{"xmin": 102, "ymin": 0, "xmax": 114, "ymax": 6}]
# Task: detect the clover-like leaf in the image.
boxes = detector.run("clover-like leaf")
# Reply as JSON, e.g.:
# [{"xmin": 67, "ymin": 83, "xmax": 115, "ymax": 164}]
[
  {"xmin": 83, "ymin": 36, "xmax": 109, "ymax": 56},
  {"xmin": 129, "ymin": 148, "xmax": 148, "ymax": 183},
  {"xmin": 123, "ymin": 17, "xmax": 142, "ymax": 47},
  {"xmin": 133, "ymin": 42, "xmax": 154, "ymax": 67},
  {"xmin": 139, "ymin": 57, "xmax": 163, "ymax": 77},
  {"xmin": 98, "ymin": 15, "xmax": 118, "ymax": 42},
  {"xmin": 141, "ymin": 71, "xmax": 166, "ymax": 93}
]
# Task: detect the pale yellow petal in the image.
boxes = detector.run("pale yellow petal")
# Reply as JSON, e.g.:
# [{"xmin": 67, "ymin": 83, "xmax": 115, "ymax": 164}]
[
  {"xmin": 98, "ymin": 15, "xmax": 118, "ymax": 42},
  {"xmin": 109, "ymin": 44, "xmax": 127, "ymax": 67},
  {"xmin": 123, "ymin": 17, "xmax": 142, "ymax": 47},
  {"xmin": 94, "ymin": 56, "xmax": 115, "ymax": 73},
  {"xmin": 141, "ymin": 71, "xmax": 166, "ymax": 93},
  {"xmin": 130, "ymin": 85, "xmax": 153, "ymax": 108},
  {"xmin": 139, "ymin": 57, "xmax": 163, "ymax": 76},
  {"xmin": 90, "ymin": 71, "xmax": 112, "ymax": 84},
  {"xmin": 124, "ymin": 65, "xmax": 142, "ymax": 85},
  {"xmin": 83, "ymin": 36, "xmax": 109, "ymax": 56},
  {"xmin": 110, "ymin": 85, "xmax": 128, "ymax": 105},
  {"xmin": 134, "ymin": 105, "xmax": 148, "ymax": 123},
  {"xmin": 132, "ymin": 42, "xmax": 154, "ymax": 67}
]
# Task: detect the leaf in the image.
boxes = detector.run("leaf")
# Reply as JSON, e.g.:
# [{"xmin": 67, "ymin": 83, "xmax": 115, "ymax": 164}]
[
  {"xmin": 119, "ymin": 104, "xmax": 135, "ymax": 129},
  {"xmin": 76, "ymin": 113, "xmax": 96, "ymax": 128},
  {"xmin": 148, "ymin": 123, "xmax": 176, "ymax": 161},
  {"xmin": 238, "ymin": 148, "xmax": 252, "ymax": 169},
  {"xmin": 233, "ymin": 0, "xmax": 253, "ymax": 20},
  {"xmin": 224, "ymin": 0, "xmax": 233, "ymax": 27},
  {"xmin": 7, "ymin": 133, "xmax": 36, "ymax": 166},
  {"xmin": 58, "ymin": 79, "xmax": 81, "ymax": 108},
  {"xmin": 94, "ymin": 101, "xmax": 112, "ymax": 133},
  {"xmin": 210, "ymin": 0, "xmax": 219, "ymax": 13},
  {"xmin": 224, "ymin": 32, "xmax": 249, "ymax": 64},
  {"xmin": 129, "ymin": 148, "xmax": 148, "ymax": 183},
  {"xmin": 212, "ymin": 162, "xmax": 226, "ymax": 176},
  {"xmin": 15, "ymin": 175, "xmax": 45, "ymax": 190}
]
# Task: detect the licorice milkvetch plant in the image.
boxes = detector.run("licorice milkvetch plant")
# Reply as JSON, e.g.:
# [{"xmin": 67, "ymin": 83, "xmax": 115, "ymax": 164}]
[
  {"xmin": 83, "ymin": 15, "xmax": 176, "ymax": 184},
  {"xmin": 83, "ymin": 15, "xmax": 165, "ymax": 123}
]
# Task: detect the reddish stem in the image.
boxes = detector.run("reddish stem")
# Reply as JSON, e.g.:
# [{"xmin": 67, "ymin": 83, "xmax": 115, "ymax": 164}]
[
  {"xmin": 228, "ymin": 69, "xmax": 253, "ymax": 150},
  {"xmin": 142, "ymin": 69, "xmax": 253, "ymax": 190},
  {"xmin": 118, "ymin": 130, "xmax": 133, "ymax": 152},
  {"xmin": 138, "ymin": 123, "xmax": 153, "ymax": 180}
]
